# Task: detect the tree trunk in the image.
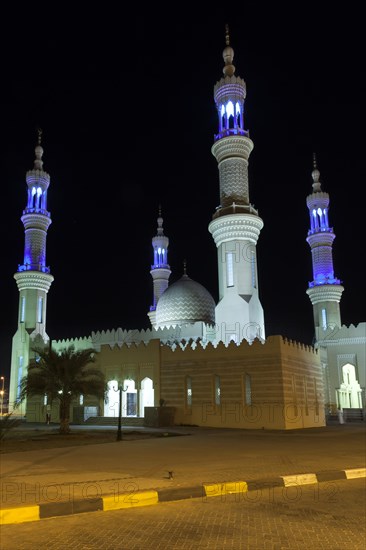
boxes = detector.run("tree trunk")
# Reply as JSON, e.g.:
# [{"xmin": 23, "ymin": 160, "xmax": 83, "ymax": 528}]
[{"xmin": 59, "ymin": 398, "xmax": 71, "ymax": 434}]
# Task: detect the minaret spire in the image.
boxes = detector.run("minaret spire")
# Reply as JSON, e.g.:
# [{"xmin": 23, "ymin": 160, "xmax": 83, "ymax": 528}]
[
  {"xmin": 9, "ymin": 131, "xmax": 54, "ymax": 411},
  {"xmin": 306, "ymin": 155, "xmax": 344, "ymax": 340},
  {"xmin": 208, "ymin": 28, "xmax": 265, "ymax": 345},
  {"xmin": 223, "ymin": 24, "xmax": 235, "ymax": 77},
  {"xmin": 147, "ymin": 207, "xmax": 172, "ymax": 327},
  {"xmin": 312, "ymin": 152, "xmax": 322, "ymax": 192}
]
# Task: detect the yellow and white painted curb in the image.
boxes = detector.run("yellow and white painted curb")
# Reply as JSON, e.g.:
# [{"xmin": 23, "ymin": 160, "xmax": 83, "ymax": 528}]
[{"xmin": 1, "ymin": 468, "xmax": 365, "ymax": 525}]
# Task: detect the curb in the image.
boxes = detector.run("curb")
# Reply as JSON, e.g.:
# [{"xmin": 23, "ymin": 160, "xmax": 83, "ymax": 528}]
[{"xmin": 1, "ymin": 468, "xmax": 365, "ymax": 525}]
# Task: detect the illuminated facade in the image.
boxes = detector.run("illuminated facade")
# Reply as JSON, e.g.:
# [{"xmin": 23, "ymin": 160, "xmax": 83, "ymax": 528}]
[
  {"xmin": 10, "ymin": 29, "xmax": 363, "ymax": 427},
  {"xmin": 305, "ymin": 157, "xmax": 366, "ymax": 414}
]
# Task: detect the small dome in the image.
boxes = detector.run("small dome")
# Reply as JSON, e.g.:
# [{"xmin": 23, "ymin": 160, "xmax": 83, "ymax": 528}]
[{"xmin": 156, "ymin": 274, "xmax": 216, "ymax": 328}]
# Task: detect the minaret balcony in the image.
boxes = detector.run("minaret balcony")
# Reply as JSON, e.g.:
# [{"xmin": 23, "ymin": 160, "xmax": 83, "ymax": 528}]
[
  {"xmin": 18, "ymin": 263, "xmax": 51, "ymax": 274},
  {"xmin": 212, "ymin": 202, "xmax": 258, "ymax": 219},
  {"xmin": 23, "ymin": 207, "xmax": 50, "ymax": 217},
  {"xmin": 307, "ymin": 227, "xmax": 333, "ymax": 236},
  {"xmin": 308, "ymin": 276, "xmax": 341, "ymax": 288},
  {"xmin": 150, "ymin": 263, "xmax": 170, "ymax": 270},
  {"xmin": 214, "ymin": 128, "xmax": 249, "ymax": 141}
]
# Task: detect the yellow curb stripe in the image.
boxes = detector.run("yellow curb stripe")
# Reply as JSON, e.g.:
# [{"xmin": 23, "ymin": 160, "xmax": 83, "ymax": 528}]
[
  {"xmin": 344, "ymin": 468, "xmax": 366, "ymax": 479},
  {"xmin": 103, "ymin": 490, "xmax": 159, "ymax": 511},
  {"xmin": 282, "ymin": 474, "xmax": 317, "ymax": 487},
  {"xmin": 203, "ymin": 481, "xmax": 248, "ymax": 497},
  {"xmin": 0, "ymin": 506, "xmax": 40, "ymax": 525}
]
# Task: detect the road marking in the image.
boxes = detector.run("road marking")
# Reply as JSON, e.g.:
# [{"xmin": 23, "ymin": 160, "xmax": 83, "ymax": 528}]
[
  {"xmin": 203, "ymin": 481, "xmax": 248, "ymax": 497},
  {"xmin": 103, "ymin": 490, "xmax": 159, "ymax": 510},
  {"xmin": 282, "ymin": 473, "xmax": 317, "ymax": 486},
  {"xmin": 344, "ymin": 468, "xmax": 366, "ymax": 479},
  {"xmin": 0, "ymin": 505, "xmax": 40, "ymax": 525}
]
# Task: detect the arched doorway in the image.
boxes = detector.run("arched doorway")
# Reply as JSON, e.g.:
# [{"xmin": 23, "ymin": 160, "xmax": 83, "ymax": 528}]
[
  {"xmin": 104, "ymin": 380, "xmax": 119, "ymax": 417},
  {"xmin": 337, "ymin": 364, "xmax": 363, "ymax": 409},
  {"xmin": 104, "ymin": 379, "xmax": 138, "ymax": 417},
  {"xmin": 123, "ymin": 380, "xmax": 137, "ymax": 417},
  {"xmin": 140, "ymin": 377, "xmax": 154, "ymax": 417}
]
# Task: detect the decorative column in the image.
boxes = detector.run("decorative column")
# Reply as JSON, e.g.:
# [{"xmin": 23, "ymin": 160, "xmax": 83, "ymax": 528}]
[
  {"xmin": 208, "ymin": 26, "xmax": 265, "ymax": 344},
  {"xmin": 9, "ymin": 130, "xmax": 54, "ymax": 411},
  {"xmin": 306, "ymin": 154, "xmax": 344, "ymax": 340},
  {"xmin": 147, "ymin": 207, "xmax": 171, "ymax": 327}
]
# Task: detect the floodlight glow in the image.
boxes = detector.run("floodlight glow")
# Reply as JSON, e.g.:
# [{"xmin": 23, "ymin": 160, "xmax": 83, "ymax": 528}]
[{"xmin": 226, "ymin": 100, "xmax": 234, "ymax": 118}]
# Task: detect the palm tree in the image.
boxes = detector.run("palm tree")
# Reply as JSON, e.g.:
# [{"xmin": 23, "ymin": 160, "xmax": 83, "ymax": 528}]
[{"xmin": 16, "ymin": 345, "xmax": 107, "ymax": 434}]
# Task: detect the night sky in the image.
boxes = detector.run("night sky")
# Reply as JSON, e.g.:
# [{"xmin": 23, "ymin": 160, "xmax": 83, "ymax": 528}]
[{"xmin": 1, "ymin": 6, "xmax": 365, "ymax": 382}]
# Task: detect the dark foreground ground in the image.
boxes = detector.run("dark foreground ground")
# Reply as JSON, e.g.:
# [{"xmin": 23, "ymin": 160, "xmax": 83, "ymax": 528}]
[{"xmin": 0, "ymin": 423, "xmax": 184, "ymax": 454}]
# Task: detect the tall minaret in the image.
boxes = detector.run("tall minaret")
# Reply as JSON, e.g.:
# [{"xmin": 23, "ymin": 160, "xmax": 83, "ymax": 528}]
[
  {"xmin": 306, "ymin": 155, "xmax": 344, "ymax": 341},
  {"xmin": 147, "ymin": 207, "xmax": 171, "ymax": 327},
  {"xmin": 208, "ymin": 26, "xmax": 265, "ymax": 345},
  {"xmin": 9, "ymin": 130, "xmax": 54, "ymax": 411}
]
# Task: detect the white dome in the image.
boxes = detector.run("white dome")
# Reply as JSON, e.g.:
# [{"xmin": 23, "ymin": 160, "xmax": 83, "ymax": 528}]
[{"xmin": 156, "ymin": 274, "xmax": 216, "ymax": 328}]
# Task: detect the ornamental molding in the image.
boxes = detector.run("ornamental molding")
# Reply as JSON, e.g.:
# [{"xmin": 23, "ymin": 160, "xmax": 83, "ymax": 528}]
[
  {"xmin": 318, "ymin": 337, "xmax": 366, "ymax": 346},
  {"xmin": 306, "ymin": 191, "xmax": 329, "ymax": 205},
  {"xmin": 209, "ymin": 214, "xmax": 263, "ymax": 246},
  {"xmin": 21, "ymin": 213, "xmax": 52, "ymax": 230},
  {"xmin": 211, "ymin": 136, "xmax": 253, "ymax": 163},
  {"xmin": 306, "ymin": 233, "xmax": 335, "ymax": 246},
  {"xmin": 214, "ymin": 76, "xmax": 246, "ymax": 102},
  {"xmin": 14, "ymin": 271, "xmax": 54, "ymax": 292},
  {"xmin": 26, "ymin": 169, "xmax": 50, "ymax": 188},
  {"xmin": 150, "ymin": 268, "xmax": 172, "ymax": 280},
  {"xmin": 306, "ymin": 285, "xmax": 344, "ymax": 304}
]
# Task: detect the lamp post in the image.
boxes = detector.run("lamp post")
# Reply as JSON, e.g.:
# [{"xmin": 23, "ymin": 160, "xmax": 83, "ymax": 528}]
[
  {"xmin": 0, "ymin": 376, "xmax": 4, "ymax": 416},
  {"xmin": 114, "ymin": 383, "xmax": 127, "ymax": 441}
]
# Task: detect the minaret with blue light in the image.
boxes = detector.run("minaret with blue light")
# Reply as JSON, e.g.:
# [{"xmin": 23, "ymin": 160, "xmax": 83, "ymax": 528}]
[
  {"xmin": 306, "ymin": 155, "xmax": 344, "ymax": 340},
  {"xmin": 148, "ymin": 207, "xmax": 171, "ymax": 327},
  {"xmin": 9, "ymin": 130, "xmax": 54, "ymax": 412},
  {"xmin": 208, "ymin": 26, "xmax": 265, "ymax": 345}
]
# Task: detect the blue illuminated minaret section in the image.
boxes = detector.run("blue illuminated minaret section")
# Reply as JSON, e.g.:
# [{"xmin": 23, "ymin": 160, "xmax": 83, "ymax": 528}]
[
  {"xmin": 306, "ymin": 155, "xmax": 344, "ymax": 338},
  {"xmin": 9, "ymin": 130, "xmax": 54, "ymax": 411},
  {"xmin": 208, "ymin": 26, "xmax": 265, "ymax": 345},
  {"xmin": 147, "ymin": 207, "xmax": 171, "ymax": 327},
  {"xmin": 18, "ymin": 130, "xmax": 52, "ymax": 273}
]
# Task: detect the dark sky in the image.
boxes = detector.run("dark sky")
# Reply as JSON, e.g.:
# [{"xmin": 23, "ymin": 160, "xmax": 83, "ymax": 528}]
[{"xmin": 1, "ymin": 6, "xmax": 365, "ymax": 382}]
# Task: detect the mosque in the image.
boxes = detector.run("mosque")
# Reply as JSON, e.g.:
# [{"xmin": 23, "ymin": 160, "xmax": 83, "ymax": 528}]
[{"xmin": 8, "ymin": 30, "xmax": 365, "ymax": 429}]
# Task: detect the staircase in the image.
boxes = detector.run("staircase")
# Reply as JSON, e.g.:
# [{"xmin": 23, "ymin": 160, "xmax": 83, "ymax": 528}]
[
  {"xmin": 342, "ymin": 409, "xmax": 365, "ymax": 422},
  {"xmin": 84, "ymin": 416, "xmax": 145, "ymax": 427}
]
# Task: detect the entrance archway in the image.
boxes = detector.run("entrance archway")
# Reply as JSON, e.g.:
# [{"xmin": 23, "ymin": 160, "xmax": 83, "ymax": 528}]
[
  {"xmin": 337, "ymin": 363, "xmax": 363, "ymax": 409},
  {"xmin": 104, "ymin": 379, "xmax": 138, "ymax": 417},
  {"xmin": 140, "ymin": 377, "xmax": 154, "ymax": 417}
]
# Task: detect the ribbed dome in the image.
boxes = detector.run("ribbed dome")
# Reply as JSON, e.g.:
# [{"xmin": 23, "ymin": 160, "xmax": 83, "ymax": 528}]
[{"xmin": 156, "ymin": 274, "xmax": 216, "ymax": 328}]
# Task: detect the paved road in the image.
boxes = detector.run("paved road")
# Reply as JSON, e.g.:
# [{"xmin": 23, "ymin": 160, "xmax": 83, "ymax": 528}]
[
  {"xmin": 1, "ymin": 478, "xmax": 365, "ymax": 549},
  {"xmin": 1, "ymin": 423, "xmax": 365, "ymax": 529}
]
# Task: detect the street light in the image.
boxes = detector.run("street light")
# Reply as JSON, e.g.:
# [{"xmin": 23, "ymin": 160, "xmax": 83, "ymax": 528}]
[
  {"xmin": 0, "ymin": 376, "xmax": 5, "ymax": 416},
  {"xmin": 113, "ymin": 383, "xmax": 127, "ymax": 441}
]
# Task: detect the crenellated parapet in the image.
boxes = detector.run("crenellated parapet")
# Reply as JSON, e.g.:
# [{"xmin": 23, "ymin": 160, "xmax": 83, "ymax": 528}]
[
  {"xmin": 91, "ymin": 323, "xmax": 216, "ymax": 350},
  {"xmin": 159, "ymin": 334, "xmax": 318, "ymax": 362},
  {"xmin": 52, "ymin": 336, "xmax": 93, "ymax": 352},
  {"xmin": 316, "ymin": 322, "xmax": 366, "ymax": 344}
]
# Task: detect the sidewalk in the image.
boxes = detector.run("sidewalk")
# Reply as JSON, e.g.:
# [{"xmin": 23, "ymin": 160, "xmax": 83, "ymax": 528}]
[{"xmin": 1, "ymin": 423, "xmax": 365, "ymax": 524}]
